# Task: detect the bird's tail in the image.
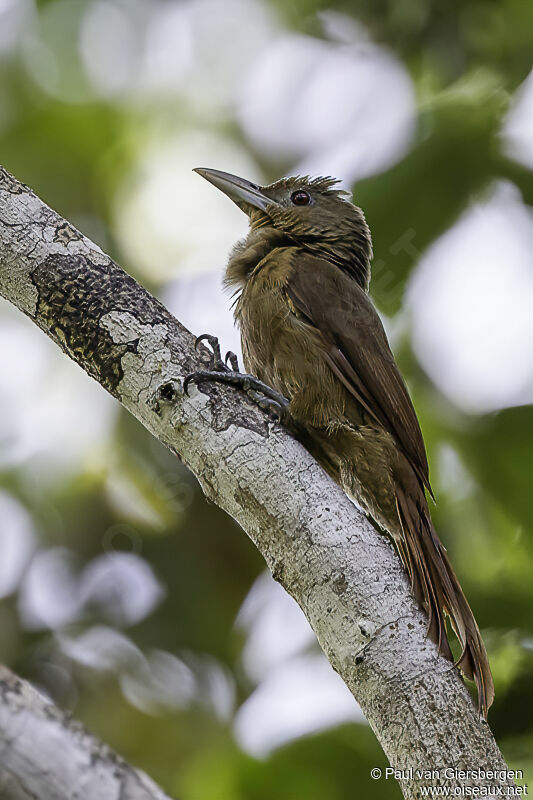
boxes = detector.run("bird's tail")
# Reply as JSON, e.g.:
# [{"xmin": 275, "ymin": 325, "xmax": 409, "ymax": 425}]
[{"xmin": 395, "ymin": 486, "xmax": 494, "ymax": 718}]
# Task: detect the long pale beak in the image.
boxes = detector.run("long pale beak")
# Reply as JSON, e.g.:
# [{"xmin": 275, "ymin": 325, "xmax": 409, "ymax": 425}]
[{"xmin": 193, "ymin": 168, "xmax": 275, "ymax": 213}]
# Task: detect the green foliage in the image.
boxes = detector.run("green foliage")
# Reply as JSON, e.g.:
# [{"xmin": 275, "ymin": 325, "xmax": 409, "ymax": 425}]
[
  {"xmin": 363, "ymin": 74, "xmax": 508, "ymax": 314},
  {"xmin": 458, "ymin": 406, "xmax": 533, "ymax": 533},
  {"xmin": 181, "ymin": 725, "xmax": 400, "ymax": 800}
]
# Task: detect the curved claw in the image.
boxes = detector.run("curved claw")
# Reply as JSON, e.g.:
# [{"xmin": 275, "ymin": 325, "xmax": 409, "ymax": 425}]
[
  {"xmin": 194, "ymin": 333, "xmax": 226, "ymax": 369},
  {"xmin": 225, "ymin": 350, "xmax": 239, "ymax": 371},
  {"xmin": 253, "ymin": 395, "xmax": 290, "ymax": 424},
  {"xmin": 194, "ymin": 333, "xmax": 216, "ymax": 351}
]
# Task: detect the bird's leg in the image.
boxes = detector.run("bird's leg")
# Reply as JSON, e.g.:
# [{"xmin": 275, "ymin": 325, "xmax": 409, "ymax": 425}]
[{"xmin": 184, "ymin": 334, "xmax": 291, "ymax": 423}]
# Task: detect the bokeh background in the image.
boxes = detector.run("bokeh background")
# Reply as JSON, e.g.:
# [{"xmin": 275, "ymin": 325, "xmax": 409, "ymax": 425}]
[{"xmin": 1, "ymin": 0, "xmax": 532, "ymax": 797}]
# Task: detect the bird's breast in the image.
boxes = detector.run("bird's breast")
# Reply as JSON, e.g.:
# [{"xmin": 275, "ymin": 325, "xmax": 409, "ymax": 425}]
[
  {"xmin": 234, "ymin": 249, "xmax": 349, "ymax": 427},
  {"xmin": 234, "ymin": 251, "xmax": 295, "ymax": 384}
]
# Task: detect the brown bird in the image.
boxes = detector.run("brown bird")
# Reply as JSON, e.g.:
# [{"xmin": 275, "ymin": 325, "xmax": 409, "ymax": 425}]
[{"xmin": 188, "ymin": 167, "xmax": 494, "ymax": 717}]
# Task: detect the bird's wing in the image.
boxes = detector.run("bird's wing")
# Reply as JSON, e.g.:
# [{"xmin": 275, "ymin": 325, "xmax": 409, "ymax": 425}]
[{"xmin": 285, "ymin": 253, "xmax": 432, "ymax": 494}]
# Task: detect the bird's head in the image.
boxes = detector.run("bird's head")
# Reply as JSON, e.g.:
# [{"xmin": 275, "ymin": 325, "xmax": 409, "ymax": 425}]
[{"xmin": 194, "ymin": 168, "xmax": 373, "ymax": 290}]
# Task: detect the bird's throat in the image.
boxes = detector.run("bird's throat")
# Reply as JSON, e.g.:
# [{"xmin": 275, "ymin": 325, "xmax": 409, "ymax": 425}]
[
  {"xmin": 224, "ymin": 220, "xmax": 372, "ymax": 293},
  {"xmin": 224, "ymin": 226, "xmax": 292, "ymax": 290}
]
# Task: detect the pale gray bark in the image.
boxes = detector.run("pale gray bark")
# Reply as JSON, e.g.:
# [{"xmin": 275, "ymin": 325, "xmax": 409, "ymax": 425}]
[
  {"xmin": 0, "ymin": 165, "xmax": 515, "ymax": 799},
  {"xmin": 0, "ymin": 666, "xmax": 174, "ymax": 800}
]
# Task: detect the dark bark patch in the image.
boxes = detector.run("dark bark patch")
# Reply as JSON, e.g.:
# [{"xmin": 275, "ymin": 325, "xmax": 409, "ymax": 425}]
[
  {"xmin": 126, "ymin": 338, "xmax": 140, "ymax": 353},
  {"xmin": 0, "ymin": 166, "xmax": 28, "ymax": 194},
  {"xmin": 30, "ymin": 252, "xmax": 169, "ymax": 396},
  {"xmin": 194, "ymin": 380, "xmax": 278, "ymax": 440},
  {"xmin": 151, "ymin": 380, "xmax": 179, "ymax": 414},
  {"xmin": 234, "ymin": 485, "xmax": 283, "ymax": 536},
  {"xmin": 332, "ymin": 572, "xmax": 348, "ymax": 595},
  {"xmin": 158, "ymin": 381, "xmax": 177, "ymax": 401},
  {"xmin": 53, "ymin": 222, "xmax": 84, "ymax": 245}
]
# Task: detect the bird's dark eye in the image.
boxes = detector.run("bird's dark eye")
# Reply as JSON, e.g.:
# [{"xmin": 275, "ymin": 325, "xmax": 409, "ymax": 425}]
[{"xmin": 290, "ymin": 189, "xmax": 311, "ymax": 206}]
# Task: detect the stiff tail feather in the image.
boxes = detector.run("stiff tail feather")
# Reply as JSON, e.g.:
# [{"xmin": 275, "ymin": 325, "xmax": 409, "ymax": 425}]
[{"xmin": 395, "ymin": 487, "xmax": 494, "ymax": 718}]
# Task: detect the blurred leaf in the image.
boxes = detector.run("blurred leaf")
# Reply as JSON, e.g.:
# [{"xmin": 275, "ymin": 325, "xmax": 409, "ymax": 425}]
[
  {"xmin": 457, "ymin": 406, "xmax": 533, "ymax": 534},
  {"xmin": 280, "ymin": 0, "xmax": 533, "ymax": 88},
  {"xmin": 362, "ymin": 74, "xmax": 508, "ymax": 314},
  {"xmin": 182, "ymin": 724, "xmax": 400, "ymax": 800}
]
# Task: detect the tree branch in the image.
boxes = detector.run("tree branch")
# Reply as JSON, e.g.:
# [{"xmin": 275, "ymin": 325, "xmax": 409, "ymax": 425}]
[
  {"xmin": 0, "ymin": 165, "xmax": 514, "ymax": 798},
  {"xmin": 0, "ymin": 665, "xmax": 174, "ymax": 800}
]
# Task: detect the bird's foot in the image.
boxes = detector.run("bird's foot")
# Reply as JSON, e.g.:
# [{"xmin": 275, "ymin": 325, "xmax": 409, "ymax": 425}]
[{"xmin": 184, "ymin": 334, "xmax": 290, "ymax": 423}]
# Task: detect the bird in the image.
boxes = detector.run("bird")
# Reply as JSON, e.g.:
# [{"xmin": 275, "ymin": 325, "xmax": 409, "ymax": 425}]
[{"xmin": 187, "ymin": 167, "xmax": 494, "ymax": 718}]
